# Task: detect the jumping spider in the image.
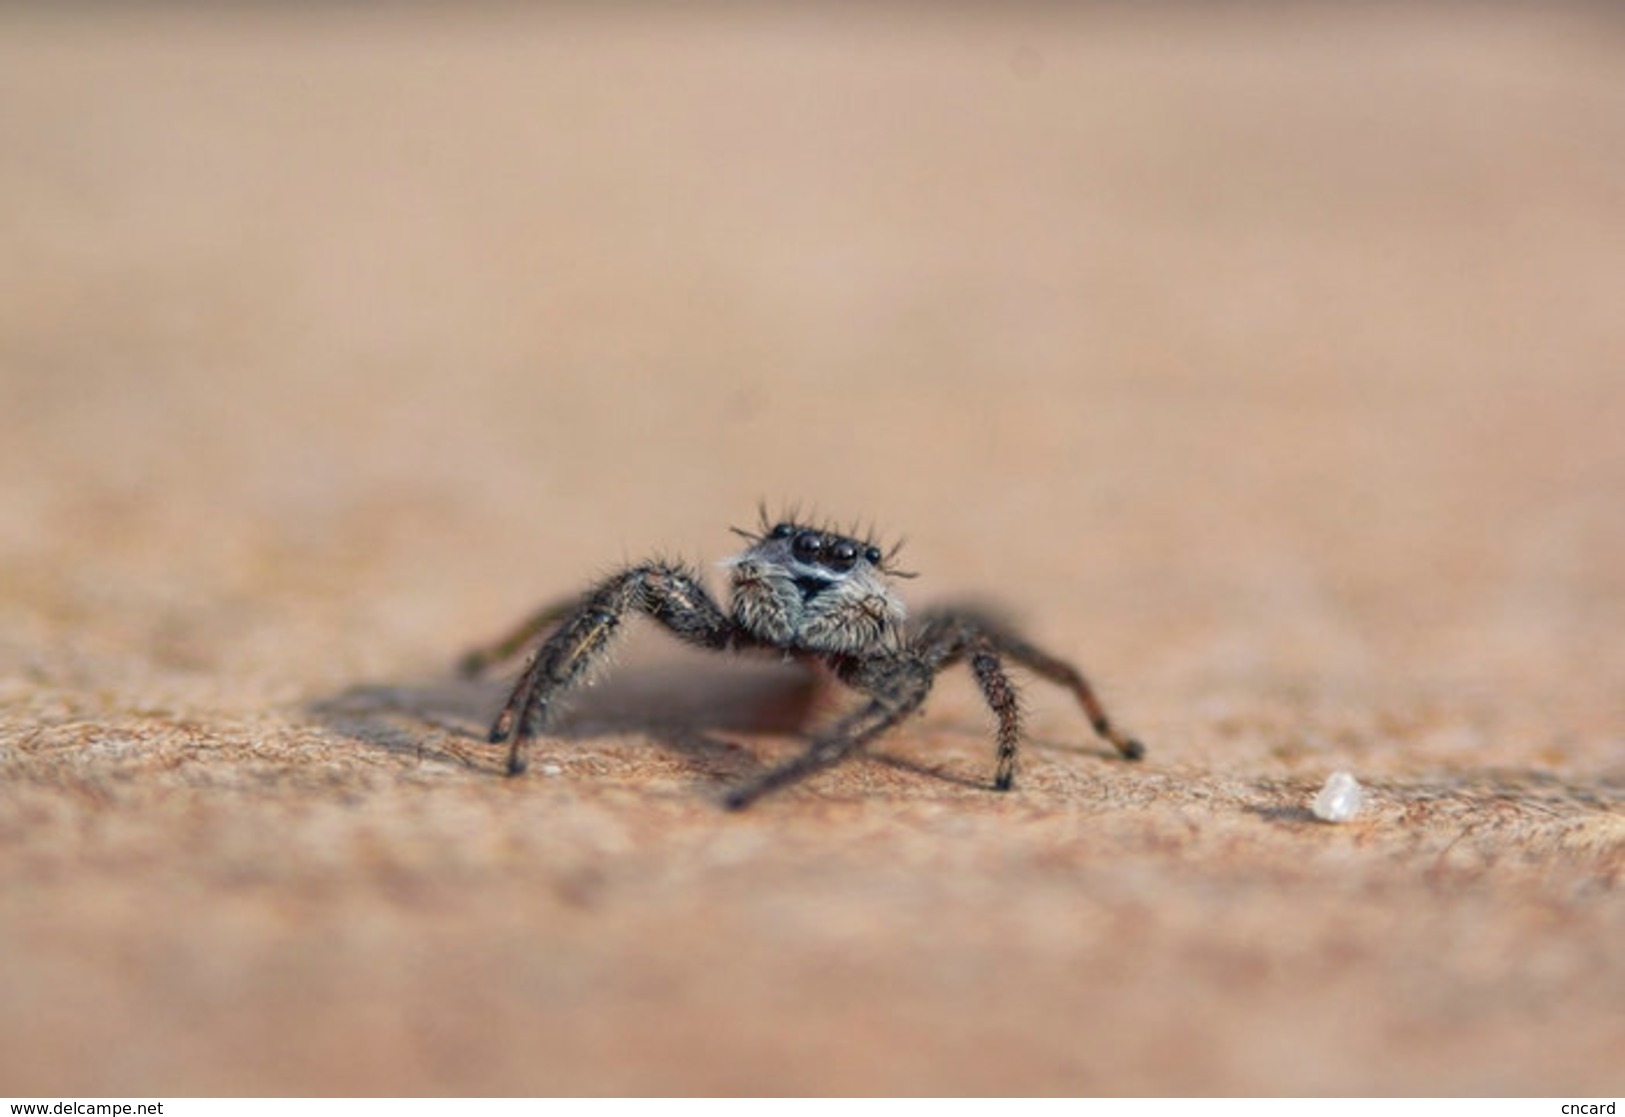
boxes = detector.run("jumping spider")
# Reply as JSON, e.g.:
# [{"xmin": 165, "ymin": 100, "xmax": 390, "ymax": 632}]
[{"xmin": 459, "ymin": 512, "xmax": 1145, "ymax": 808}]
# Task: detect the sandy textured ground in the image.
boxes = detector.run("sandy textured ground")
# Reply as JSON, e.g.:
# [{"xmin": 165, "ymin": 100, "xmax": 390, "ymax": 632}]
[{"xmin": 2, "ymin": 4, "xmax": 1623, "ymax": 1098}]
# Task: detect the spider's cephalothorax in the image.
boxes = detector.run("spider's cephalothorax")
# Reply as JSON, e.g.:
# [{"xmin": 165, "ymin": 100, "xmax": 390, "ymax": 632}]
[
  {"xmin": 724, "ymin": 521, "xmax": 907, "ymax": 656},
  {"xmin": 459, "ymin": 512, "xmax": 1144, "ymax": 809}
]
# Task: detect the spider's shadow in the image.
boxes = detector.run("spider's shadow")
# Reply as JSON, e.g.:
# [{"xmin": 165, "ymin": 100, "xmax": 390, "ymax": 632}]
[
  {"xmin": 306, "ymin": 654, "xmax": 831, "ymax": 782},
  {"xmin": 307, "ymin": 651, "xmax": 998, "ymax": 793}
]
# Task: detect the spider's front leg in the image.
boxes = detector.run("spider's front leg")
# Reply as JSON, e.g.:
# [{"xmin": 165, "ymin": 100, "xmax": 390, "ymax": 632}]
[
  {"xmin": 721, "ymin": 654, "xmax": 935, "ymax": 810},
  {"xmin": 482, "ymin": 562, "xmax": 737, "ymax": 776}
]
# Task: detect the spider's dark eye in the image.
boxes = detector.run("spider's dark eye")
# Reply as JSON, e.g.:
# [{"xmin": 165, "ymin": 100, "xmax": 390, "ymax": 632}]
[
  {"xmin": 864, "ymin": 545, "xmax": 884, "ymax": 565},
  {"xmin": 769, "ymin": 523, "xmax": 794, "ymax": 539},
  {"xmin": 826, "ymin": 540, "xmax": 858, "ymax": 572},
  {"xmin": 791, "ymin": 531, "xmax": 824, "ymax": 562}
]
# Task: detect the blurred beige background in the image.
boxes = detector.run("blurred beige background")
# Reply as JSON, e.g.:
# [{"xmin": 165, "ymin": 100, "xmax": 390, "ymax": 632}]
[{"xmin": 1, "ymin": 3, "xmax": 1622, "ymax": 1096}]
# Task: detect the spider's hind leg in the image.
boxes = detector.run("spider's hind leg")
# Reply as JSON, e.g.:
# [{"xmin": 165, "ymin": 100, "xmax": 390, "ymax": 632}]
[
  {"xmin": 916, "ymin": 607, "xmax": 1145, "ymax": 770},
  {"xmin": 967, "ymin": 648, "xmax": 1023, "ymax": 790},
  {"xmin": 908, "ymin": 614, "xmax": 1024, "ymax": 790},
  {"xmin": 992, "ymin": 628, "xmax": 1145, "ymax": 761},
  {"xmin": 457, "ymin": 596, "xmax": 583, "ymax": 678}
]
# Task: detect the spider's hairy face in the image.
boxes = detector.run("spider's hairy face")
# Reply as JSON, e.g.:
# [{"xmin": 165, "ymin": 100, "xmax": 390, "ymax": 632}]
[{"xmin": 724, "ymin": 522, "xmax": 907, "ymax": 657}]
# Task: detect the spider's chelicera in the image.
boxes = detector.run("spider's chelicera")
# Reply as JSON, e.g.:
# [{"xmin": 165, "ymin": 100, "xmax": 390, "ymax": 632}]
[{"xmin": 459, "ymin": 510, "xmax": 1145, "ymax": 808}]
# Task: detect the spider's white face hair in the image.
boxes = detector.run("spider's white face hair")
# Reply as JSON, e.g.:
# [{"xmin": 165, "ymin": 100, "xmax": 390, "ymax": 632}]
[{"xmin": 722, "ymin": 522, "xmax": 907, "ymax": 657}]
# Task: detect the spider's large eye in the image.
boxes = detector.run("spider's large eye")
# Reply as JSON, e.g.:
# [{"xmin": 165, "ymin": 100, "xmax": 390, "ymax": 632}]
[
  {"xmin": 791, "ymin": 531, "xmax": 824, "ymax": 563},
  {"xmin": 769, "ymin": 523, "xmax": 794, "ymax": 539},
  {"xmin": 826, "ymin": 539, "xmax": 858, "ymax": 572}
]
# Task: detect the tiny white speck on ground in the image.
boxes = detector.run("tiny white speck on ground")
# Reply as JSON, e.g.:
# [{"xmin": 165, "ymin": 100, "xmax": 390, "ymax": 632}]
[{"xmin": 1312, "ymin": 770, "xmax": 1363, "ymax": 823}]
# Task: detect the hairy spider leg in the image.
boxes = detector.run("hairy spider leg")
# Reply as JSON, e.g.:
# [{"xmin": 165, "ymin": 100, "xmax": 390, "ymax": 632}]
[
  {"xmin": 722, "ymin": 617, "xmax": 1031, "ymax": 807},
  {"xmin": 971, "ymin": 651, "xmax": 1023, "ymax": 788},
  {"xmin": 722, "ymin": 657, "xmax": 936, "ymax": 810},
  {"xmin": 915, "ymin": 607, "xmax": 1146, "ymax": 762},
  {"xmin": 486, "ymin": 563, "xmax": 737, "ymax": 776},
  {"xmin": 725, "ymin": 605, "xmax": 1144, "ymax": 807},
  {"xmin": 911, "ymin": 614, "xmax": 1025, "ymax": 789},
  {"xmin": 458, "ymin": 595, "xmax": 585, "ymax": 678}
]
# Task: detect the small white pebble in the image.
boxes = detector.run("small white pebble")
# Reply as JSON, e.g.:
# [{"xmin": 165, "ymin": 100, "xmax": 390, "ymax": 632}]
[
  {"xmin": 539, "ymin": 763, "xmax": 564, "ymax": 777},
  {"xmin": 1311, "ymin": 770, "xmax": 1364, "ymax": 823}
]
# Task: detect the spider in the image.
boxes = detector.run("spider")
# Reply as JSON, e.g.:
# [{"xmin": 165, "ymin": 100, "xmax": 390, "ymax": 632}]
[{"xmin": 459, "ymin": 511, "xmax": 1145, "ymax": 808}]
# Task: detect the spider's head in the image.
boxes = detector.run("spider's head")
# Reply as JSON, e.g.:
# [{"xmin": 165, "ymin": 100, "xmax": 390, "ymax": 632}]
[{"xmin": 723, "ymin": 520, "xmax": 909, "ymax": 657}]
